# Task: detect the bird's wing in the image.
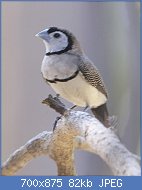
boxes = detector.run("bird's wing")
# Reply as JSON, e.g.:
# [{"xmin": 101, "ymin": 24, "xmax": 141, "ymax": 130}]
[{"xmin": 78, "ymin": 57, "xmax": 108, "ymax": 98}]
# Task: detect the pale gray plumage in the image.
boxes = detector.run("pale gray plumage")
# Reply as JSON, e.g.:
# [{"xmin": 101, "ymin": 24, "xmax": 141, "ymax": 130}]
[{"xmin": 36, "ymin": 27, "xmax": 111, "ymax": 127}]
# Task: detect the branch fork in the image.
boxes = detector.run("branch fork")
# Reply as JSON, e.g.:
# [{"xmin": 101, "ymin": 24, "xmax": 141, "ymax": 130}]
[{"xmin": 2, "ymin": 95, "xmax": 141, "ymax": 176}]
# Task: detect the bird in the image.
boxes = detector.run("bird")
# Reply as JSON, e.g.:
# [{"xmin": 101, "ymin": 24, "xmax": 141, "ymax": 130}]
[{"xmin": 36, "ymin": 27, "xmax": 113, "ymax": 127}]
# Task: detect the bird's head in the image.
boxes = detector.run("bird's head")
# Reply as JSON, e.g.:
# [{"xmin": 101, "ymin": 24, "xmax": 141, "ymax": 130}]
[{"xmin": 35, "ymin": 27, "xmax": 82, "ymax": 55}]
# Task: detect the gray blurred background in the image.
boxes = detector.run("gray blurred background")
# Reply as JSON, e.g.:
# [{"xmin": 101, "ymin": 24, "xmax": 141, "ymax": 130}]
[{"xmin": 2, "ymin": 1, "xmax": 140, "ymax": 175}]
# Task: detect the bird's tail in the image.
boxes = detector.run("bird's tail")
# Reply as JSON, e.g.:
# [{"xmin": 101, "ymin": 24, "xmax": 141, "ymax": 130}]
[{"xmin": 91, "ymin": 103, "xmax": 117, "ymax": 128}]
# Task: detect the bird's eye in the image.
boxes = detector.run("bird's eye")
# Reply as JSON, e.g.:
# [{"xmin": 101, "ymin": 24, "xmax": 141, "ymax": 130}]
[{"xmin": 53, "ymin": 33, "xmax": 61, "ymax": 38}]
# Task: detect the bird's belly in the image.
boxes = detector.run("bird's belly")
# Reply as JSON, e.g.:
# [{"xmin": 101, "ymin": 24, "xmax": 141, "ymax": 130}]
[{"xmin": 49, "ymin": 74, "xmax": 107, "ymax": 108}]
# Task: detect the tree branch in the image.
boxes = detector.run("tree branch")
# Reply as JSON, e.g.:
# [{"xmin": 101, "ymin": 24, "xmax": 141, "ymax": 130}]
[{"xmin": 2, "ymin": 95, "xmax": 141, "ymax": 176}]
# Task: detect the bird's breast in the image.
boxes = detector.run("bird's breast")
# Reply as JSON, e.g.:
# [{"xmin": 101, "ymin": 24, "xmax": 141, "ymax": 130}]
[
  {"xmin": 41, "ymin": 55, "xmax": 78, "ymax": 80},
  {"xmin": 49, "ymin": 73, "xmax": 107, "ymax": 108},
  {"xmin": 41, "ymin": 55, "xmax": 107, "ymax": 108}
]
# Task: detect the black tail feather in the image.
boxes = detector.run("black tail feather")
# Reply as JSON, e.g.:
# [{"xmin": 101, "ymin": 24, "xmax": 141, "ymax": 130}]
[{"xmin": 91, "ymin": 103, "xmax": 109, "ymax": 127}]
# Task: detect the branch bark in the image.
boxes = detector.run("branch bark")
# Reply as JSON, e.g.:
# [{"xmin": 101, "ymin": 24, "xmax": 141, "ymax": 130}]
[{"xmin": 2, "ymin": 95, "xmax": 141, "ymax": 176}]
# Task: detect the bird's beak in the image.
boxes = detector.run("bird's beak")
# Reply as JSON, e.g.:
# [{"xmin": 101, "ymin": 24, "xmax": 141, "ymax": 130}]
[{"xmin": 35, "ymin": 29, "xmax": 50, "ymax": 41}]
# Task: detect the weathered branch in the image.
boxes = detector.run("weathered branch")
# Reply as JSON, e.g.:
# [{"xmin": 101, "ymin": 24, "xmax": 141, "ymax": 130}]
[
  {"xmin": 2, "ymin": 132, "xmax": 52, "ymax": 175},
  {"xmin": 42, "ymin": 94, "xmax": 67, "ymax": 115},
  {"xmin": 2, "ymin": 95, "xmax": 141, "ymax": 176}
]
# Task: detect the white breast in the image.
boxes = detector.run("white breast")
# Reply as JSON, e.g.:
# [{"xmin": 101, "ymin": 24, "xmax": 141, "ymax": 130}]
[{"xmin": 49, "ymin": 73, "xmax": 107, "ymax": 108}]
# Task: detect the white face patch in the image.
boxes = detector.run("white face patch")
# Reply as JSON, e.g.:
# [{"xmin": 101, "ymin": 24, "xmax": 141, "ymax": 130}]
[
  {"xmin": 47, "ymin": 31, "xmax": 69, "ymax": 53},
  {"xmin": 43, "ymin": 40, "xmax": 50, "ymax": 53}
]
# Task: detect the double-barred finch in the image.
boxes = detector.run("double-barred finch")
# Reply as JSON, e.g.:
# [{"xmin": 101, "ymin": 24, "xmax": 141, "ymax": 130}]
[{"xmin": 36, "ymin": 27, "xmax": 112, "ymax": 127}]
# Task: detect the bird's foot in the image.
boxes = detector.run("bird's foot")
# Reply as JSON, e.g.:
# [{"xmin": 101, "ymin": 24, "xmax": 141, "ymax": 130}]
[{"xmin": 64, "ymin": 105, "xmax": 77, "ymax": 115}]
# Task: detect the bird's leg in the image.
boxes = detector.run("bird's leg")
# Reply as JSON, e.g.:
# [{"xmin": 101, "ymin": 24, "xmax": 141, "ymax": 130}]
[
  {"xmin": 70, "ymin": 105, "xmax": 77, "ymax": 110},
  {"xmin": 83, "ymin": 106, "xmax": 89, "ymax": 112},
  {"xmin": 55, "ymin": 94, "xmax": 77, "ymax": 111}
]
